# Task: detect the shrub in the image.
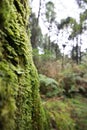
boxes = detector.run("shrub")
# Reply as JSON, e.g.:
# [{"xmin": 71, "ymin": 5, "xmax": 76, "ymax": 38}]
[
  {"xmin": 59, "ymin": 74, "xmax": 77, "ymax": 97},
  {"xmin": 39, "ymin": 74, "xmax": 63, "ymax": 98},
  {"xmin": 59, "ymin": 73, "xmax": 87, "ymax": 97}
]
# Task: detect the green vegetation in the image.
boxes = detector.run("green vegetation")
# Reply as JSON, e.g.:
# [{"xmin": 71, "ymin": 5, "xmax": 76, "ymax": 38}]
[
  {"xmin": 0, "ymin": 0, "xmax": 50, "ymax": 130},
  {"xmin": 44, "ymin": 96, "xmax": 87, "ymax": 130},
  {"xmin": 39, "ymin": 74, "xmax": 62, "ymax": 98},
  {"xmin": 38, "ymin": 60, "xmax": 87, "ymax": 130},
  {"xmin": 0, "ymin": 0, "xmax": 87, "ymax": 130},
  {"xmin": 31, "ymin": 0, "xmax": 87, "ymax": 129}
]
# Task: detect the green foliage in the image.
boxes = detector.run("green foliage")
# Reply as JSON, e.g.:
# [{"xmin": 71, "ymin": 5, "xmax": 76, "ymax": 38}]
[
  {"xmin": 58, "ymin": 63, "xmax": 87, "ymax": 97},
  {"xmin": 30, "ymin": 12, "xmax": 43, "ymax": 48},
  {"xmin": 41, "ymin": 49, "xmax": 54, "ymax": 61},
  {"xmin": 69, "ymin": 96, "xmax": 87, "ymax": 130},
  {"xmin": 39, "ymin": 74, "xmax": 62, "ymax": 97},
  {"xmin": 80, "ymin": 10, "xmax": 87, "ymax": 23},
  {"xmin": 44, "ymin": 95, "xmax": 87, "ymax": 130},
  {"xmin": 44, "ymin": 100, "xmax": 76, "ymax": 130},
  {"xmin": 58, "ymin": 17, "xmax": 76, "ymax": 29},
  {"xmin": 46, "ymin": 1, "xmax": 56, "ymax": 23},
  {"xmin": 59, "ymin": 71, "xmax": 87, "ymax": 97}
]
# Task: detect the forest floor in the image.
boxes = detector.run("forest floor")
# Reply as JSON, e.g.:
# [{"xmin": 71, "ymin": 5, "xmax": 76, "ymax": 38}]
[{"xmin": 42, "ymin": 94, "xmax": 87, "ymax": 130}]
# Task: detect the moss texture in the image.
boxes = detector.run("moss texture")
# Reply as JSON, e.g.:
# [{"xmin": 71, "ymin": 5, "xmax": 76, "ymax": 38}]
[{"xmin": 0, "ymin": 0, "xmax": 49, "ymax": 130}]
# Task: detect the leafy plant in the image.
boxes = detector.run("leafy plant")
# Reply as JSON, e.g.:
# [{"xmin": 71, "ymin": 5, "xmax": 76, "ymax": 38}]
[
  {"xmin": 59, "ymin": 73, "xmax": 77, "ymax": 97},
  {"xmin": 44, "ymin": 100, "xmax": 76, "ymax": 130},
  {"xmin": 39, "ymin": 74, "xmax": 63, "ymax": 98},
  {"xmin": 69, "ymin": 96, "xmax": 87, "ymax": 130},
  {"xmin": 43, "ymin": 95, "xmax": 87, "ymax": 130}
]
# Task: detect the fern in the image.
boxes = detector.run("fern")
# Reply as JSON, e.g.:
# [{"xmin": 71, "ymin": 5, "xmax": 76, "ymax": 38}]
[{"xmin": 39, "ymin": 74, "xmax": 63, "ymax": 97}]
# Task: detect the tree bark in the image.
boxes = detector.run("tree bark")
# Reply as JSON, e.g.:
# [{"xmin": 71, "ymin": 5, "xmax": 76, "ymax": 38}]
[{"xmin": 0, "ymin": 0, "xmax": 49, "ymax": 130}]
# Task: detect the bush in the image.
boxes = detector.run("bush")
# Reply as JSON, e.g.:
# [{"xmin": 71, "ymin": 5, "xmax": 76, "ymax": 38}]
[
  {"xmin": 39, "ymin": 74, "xmax": 63, "ymax": 98},
  {"xmin": 59, "ymin": 74, "xmax": 77, "ymax": 97},
  {"xmin": 59, "ymin": 73, "xmax": 87, "ymax": 97}
]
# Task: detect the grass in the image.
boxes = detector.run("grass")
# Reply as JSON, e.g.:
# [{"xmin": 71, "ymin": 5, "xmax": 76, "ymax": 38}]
[{"xmin": 43, "ymin": 95, "xmax": 87, "ymax": 130}]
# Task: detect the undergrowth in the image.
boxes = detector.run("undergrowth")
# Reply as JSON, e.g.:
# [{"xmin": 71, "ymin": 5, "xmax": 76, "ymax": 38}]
[{"xmin": 43, "ymin": 95, "xmax": 87, "ymax": 130}]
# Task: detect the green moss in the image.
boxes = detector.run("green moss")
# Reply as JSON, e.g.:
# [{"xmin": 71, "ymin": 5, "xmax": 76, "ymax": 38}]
[{"xmin": 0, "ymin": 0, "xmax": 49, "ymax": 130}]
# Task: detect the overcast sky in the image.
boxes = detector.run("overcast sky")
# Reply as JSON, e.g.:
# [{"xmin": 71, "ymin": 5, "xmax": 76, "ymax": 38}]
[
  {"xmin": 54, "ymin": 0, "xmax": 81, "ymax": 21},
  {"xmin": 31, "ymin": 0, "xmax": 87, "ymax": 53},
  {"xmin": 32, "ymin": 0, "xmax": 82, "ymax": 21}
]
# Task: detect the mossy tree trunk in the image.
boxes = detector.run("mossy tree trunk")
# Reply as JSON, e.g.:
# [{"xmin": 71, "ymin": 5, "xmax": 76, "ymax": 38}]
[{"xmin": 0, "ymin": 0, "xmax": 49, "ymax": 130}]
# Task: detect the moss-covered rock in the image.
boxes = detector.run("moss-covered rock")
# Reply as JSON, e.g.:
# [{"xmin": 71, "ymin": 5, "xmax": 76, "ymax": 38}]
[{"xmin": 0, "ymin": 0, "xmax": 49, "ymax": 130}]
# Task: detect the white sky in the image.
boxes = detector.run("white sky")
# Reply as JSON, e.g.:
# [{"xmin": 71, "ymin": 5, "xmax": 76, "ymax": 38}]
[
  {"xmin": 31, "ymin": 0, "xmax": 87, "ymax": 54},
  {"xmin": 53, "ymin": 0, "xmax": 80, "ymax": 21},
  {"xmin": 32, "ymin": 0, "xmax": 81, "ymax": 22}
]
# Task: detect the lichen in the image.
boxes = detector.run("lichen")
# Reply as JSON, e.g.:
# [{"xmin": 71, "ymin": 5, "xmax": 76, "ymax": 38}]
[{"xmin": 0, "ymin": 0, "xmax": 49, "ymax": 130}]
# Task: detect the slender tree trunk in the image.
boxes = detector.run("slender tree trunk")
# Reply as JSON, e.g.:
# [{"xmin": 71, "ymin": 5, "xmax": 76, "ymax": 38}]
[
  {"xmin": 76, "ymin": 37, "xmax": 79, "ymax": 64},
  {"xmin": 37, "ymin": 0, "xmax": 42, "ymax": 25}
]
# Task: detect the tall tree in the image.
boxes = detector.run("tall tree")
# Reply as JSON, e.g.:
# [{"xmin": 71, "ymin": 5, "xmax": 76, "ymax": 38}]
[
  {"xmin": 30, "ymin": 12, "xmax": 43, "ymax": 48},
  {"xmin": 0, "ymin": 0, "xmax": 49, "ymax": 130},
  {"xmin": 45, "ymin": 1, "xmax": 56, "ymax": 51},
  {"xmin": 37, "ymin": 0, "xmax": 42, "ymax": 24},
  {"xmin": 57, "ymin": 16, "xmax": 83, "ymax": 63},
  {"xmin": 45, "ymin": 1, "xmax": 56, "ymax": 24}
]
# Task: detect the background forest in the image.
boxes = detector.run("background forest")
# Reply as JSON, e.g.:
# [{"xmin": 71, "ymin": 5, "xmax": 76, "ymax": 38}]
[{"xmin": 30, "ymin": 0, "xmax": 87, "ymax": 130}]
